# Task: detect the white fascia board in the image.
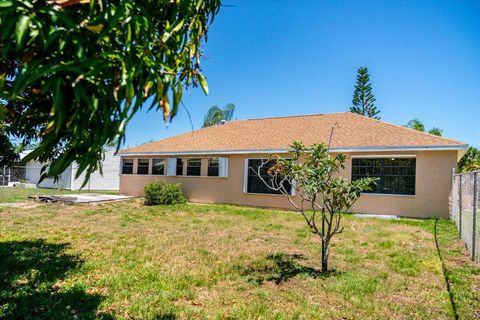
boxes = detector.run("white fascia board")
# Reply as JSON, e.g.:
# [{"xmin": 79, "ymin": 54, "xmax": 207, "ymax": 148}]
[
  {"xmin": 331, "ymin": 145, "xmax": 469, "ymax": 153},
  {"xmin": 118, "ymin": 149, "xmax": 289, "ymax": 156},
  {"xmin": 117, "ymin": 144, "xmax": 468, "ymax": 157},
  {"xmin": 351, "ymin": 154, "xmax": 416, "ymax": 159}
]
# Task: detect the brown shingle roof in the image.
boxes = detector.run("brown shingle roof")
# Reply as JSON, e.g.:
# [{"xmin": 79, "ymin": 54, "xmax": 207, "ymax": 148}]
[{"xmin": 120, "ymin": 112, "xmax": 467, "ymax": 155}]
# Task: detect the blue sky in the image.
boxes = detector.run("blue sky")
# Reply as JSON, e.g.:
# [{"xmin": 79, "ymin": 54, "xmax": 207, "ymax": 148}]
[{"xmin": 124, "ymin": 0, "xmax": 480, "ymax": 148}]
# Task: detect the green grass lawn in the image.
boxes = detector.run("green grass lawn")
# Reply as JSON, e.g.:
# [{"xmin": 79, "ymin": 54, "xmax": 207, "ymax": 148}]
[
  {"xmin": 0, "ymin": 199, "xmax": 478, "ymax": 319},
  {"xmin": 0, "ymin": 187, "xmax": 118, "ymax": 203}
]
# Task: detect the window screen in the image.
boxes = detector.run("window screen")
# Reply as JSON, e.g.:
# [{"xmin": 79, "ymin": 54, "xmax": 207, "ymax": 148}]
[
  {"xmin": 208, "ymin": 158, "xmax": 219, "ymax": 176},
  {"xmin": 247, "ymin": 159, "xmax": 292, "ymax": 195},
  {"xmin": 122, "ymin": 159, "xmax": 133, "ymax": 174},
  {"xmin": 152, "ymin": 159, "xmax": 165, "ymax": 175},
  {"xmin": 351, "ymin": 158, "xmax": 416, "ymax": 195},
  {"xmin": 137, "ymin": 159, "xmax": 149, "ymax": 175},
  {"xmin": 187, "ymin": 158, "xmax": 201, "ymax": 176}
]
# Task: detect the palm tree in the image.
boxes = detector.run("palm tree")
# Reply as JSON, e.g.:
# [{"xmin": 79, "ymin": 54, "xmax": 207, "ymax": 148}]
[
  {"xmin": 404, "ymin": 119, "xmax": 443, "ymax": 137},
  {"xmin": 428, "ymin": 127, "xmax": 443, "ymax": 136},
  {"xmin": 404, "ymin": 119, "xmax": 425, "ymax": 132},
  {"xmin": 202, "ymin": 103, "xmax": 236, "ymax": 127}
]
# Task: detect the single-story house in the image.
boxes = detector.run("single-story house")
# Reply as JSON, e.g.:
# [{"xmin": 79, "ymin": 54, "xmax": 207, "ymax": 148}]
[
  {"xmin": 7, "ymin": 148, "xmax": 120, "ymax": 190},
  {"xmin": 118, "ymin": 112, "xmax": 468, "ymax": 218}
]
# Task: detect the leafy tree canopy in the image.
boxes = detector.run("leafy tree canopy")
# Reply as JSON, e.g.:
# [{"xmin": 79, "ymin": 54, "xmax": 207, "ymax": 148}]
[
  {"xmin": 404, "ymin": 119, "xmax": 443, "ymax": 136},
  {"xmin": 0, "ymin": 120, "xmax": 18, "ymax": 166},
  {"xmin": 405, "ymin": 119, "xmax": 425, "ymax": 132},
  {"xmin": 0, "ymin": 0, "xmax": 221, "ymax": 183},
  {"xmin": 349, "ymin": 67, "xmax": 381, "ymax": 119},
  {"xmin": 427, "ymin": 127, "xmax": 443, "ymax": 136},
  {"xmin": 202, "ymin": 103, "xmax": 235, "ymax": 127},
  {"xmin": 458, "ymin": 147, "xmax": 480, "ymax": 173}
]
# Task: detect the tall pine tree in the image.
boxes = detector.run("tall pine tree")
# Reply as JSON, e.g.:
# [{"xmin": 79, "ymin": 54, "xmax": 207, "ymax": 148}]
[{"xmin": 349, "ymin": 67, "xmax": 381, "ymax": 119}]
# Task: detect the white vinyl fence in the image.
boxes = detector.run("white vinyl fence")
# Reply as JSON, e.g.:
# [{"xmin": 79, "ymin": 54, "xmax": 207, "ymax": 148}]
[
  {"xmin": 451, "ymin": 170, "xmax": 479, "ymax": 261},
  {"xmin": 1, "ymin": 165, "xmax": 69, "ymax": 188}
]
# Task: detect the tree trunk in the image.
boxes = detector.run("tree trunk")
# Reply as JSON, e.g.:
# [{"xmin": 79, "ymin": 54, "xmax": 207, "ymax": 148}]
[
  {"xmin": 321, "ymin": 208, "xmax": 328, "ymax": 273},
  {"xmin": 322, "ymin": 258, "xmax": 328, "ymax": 273},
  {"xmin": 321, "ymin": 240, "xmax": 329, "ymax": 273}
]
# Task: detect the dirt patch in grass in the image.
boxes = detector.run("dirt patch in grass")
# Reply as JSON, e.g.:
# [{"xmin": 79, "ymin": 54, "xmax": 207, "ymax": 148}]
[{"xmin": 0, "ymin": 202, "xmax": 40, "ymax": 209}]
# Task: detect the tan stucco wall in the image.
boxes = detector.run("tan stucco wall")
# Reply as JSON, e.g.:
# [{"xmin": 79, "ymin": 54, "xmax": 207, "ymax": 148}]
[{"xmin": 119, "ymin": 151, "xmax": 459, "ymax": 218}]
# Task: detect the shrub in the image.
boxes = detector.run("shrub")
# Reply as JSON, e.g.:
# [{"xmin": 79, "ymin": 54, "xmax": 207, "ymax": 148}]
[{"xmin": 144, "ymin": 181, "xmax": 187, "ymax": 205}]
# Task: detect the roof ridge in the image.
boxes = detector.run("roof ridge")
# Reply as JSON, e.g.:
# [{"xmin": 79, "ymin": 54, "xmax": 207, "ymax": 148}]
[
  {"xmin": 346, "ymin": 112, "xmax": 465, "ymax": 145},
  {"xmin": 242, "ymin": 111, "xmax": 352, "ymax": 122}
]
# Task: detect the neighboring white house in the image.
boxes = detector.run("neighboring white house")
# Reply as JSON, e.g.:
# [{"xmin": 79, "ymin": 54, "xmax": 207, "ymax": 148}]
[{"xmin": 22, "ymin": 148, "xmax": 120, "ymax": 190}]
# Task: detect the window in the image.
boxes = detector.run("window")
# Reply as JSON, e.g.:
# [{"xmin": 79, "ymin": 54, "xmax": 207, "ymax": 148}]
[
  {"xmin": 122, "ymin": 159, "xmax": 133, "ymax": 174},
  {"xmin": 137, "ymin": 159, "xmax": 149, "ymax": 175},
  {"xmin": 352, "ymin": 158, "xmax": 416, "ymax": 195},
  {"xmin": 246, "ymin": 159, "xmax": 292, "ymax": 195},
  {"xmin": 208, "ymin": 158, "xmax": 219, "ymax": 176},
  {"xmin": 176, "ymin": 158, "xmax": 184, "ymax": 176},
  {"xmin": 152, "ymin": 158, "xmax": 165, "ymax": 175},
  {"xmin": 187, "ymin": 158, "xmax": 201, "ymax": 176}
]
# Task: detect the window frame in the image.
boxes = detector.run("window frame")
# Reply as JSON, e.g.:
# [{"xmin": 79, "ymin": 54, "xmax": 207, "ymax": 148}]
[
  {"xmin": 186, "ymin": 158, "xmax": 202, "ymax": 176},
  {"xmin": 207, "ymin": 158, "xmax": 219, "ymax": 177},
  {"xmin": 176, "ymin": 158, "xmax": 184, "ymax": 176},
  {"xmin": 136, "ymin": 159, "xmax": 149, "ymax": 175},
  {"xmin": 151, "ymin": 158, "xmax": 165, "ymax": 175},
  {"xmin": 243, "ymin": 158, "xmax": 294, "ymax": 196},
  {"xmin": 351, "ymin": 155, "xmax": 416, "ymax": 196},
  {"xmin": 121, "ymin": 159, "xmax": 134, "ymax": 175}
]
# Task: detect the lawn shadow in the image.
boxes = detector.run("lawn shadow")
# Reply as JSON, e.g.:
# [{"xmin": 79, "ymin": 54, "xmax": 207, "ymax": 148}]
[
  {"xmin": 0, "ymin": 239, "xmax": 112, "ymax": 319},
  {"xmin": 242, "ymin": 252, "xmax": 339, "ymax": 285},
  {"xmin": 154, "ymin": 314, "xmax": 177, "ymax": 320}
]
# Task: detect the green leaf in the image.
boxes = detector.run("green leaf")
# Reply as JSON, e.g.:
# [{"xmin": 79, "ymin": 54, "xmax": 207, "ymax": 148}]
[
  {"xmin": 162, "ymin": 20, "xmax": 184, "ymax": 43},
  {"xmin": 0, "ymin": 73, "xmax": 5, "ymax": 90},
  {"xmin": 172, "ymin": 81, "xmax": 182, "ymax": 117},
  {"xmin": 196, "ymin": 73, "xmax": 209, "ymax": 95},
  {"xmin": 53, "ymin": 78, "xmax": 64, "ymax": 134},
  {"xmin": 0, "ymin": 1, "xmax": 13, "ymax": 7},
  {"xmin": 15, "ymin": 15, "xmax": 30, "ymax": 48},
  {"xmin": 0, "ymin": 104, "xmax": 7, "ymax": 120}
]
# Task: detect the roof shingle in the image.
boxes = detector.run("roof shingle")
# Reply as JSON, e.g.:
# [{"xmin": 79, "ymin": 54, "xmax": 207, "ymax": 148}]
[{"xmin": 120, "ymin": 112, "xmax": 467, "ymax": 154}]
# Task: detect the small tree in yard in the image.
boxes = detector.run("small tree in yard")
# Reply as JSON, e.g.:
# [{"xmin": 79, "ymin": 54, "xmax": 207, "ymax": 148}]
[{"xmin": 254, "ymin": 141, "xmax": 375, "ymax": 273}]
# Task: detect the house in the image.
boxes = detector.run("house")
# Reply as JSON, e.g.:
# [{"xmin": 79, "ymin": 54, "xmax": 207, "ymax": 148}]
[
  {"xmin": 118, "ymin": 112, "xmax": 467, "ymax": 218},
  {"xmin": 16, "ymin": 148, "xmax": 120, "ymax": 190}
]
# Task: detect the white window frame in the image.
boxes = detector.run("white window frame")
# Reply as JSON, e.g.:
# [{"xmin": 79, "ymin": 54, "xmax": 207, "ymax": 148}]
[{"xmin": 186, "ymin": 158, "xmax": 202, "ymax": 176}]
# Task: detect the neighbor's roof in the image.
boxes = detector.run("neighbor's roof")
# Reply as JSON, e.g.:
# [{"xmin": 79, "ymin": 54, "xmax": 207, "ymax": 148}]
[{"xmin": 119, "ymin": 112, "xmax": 467, "ymax": 155}]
